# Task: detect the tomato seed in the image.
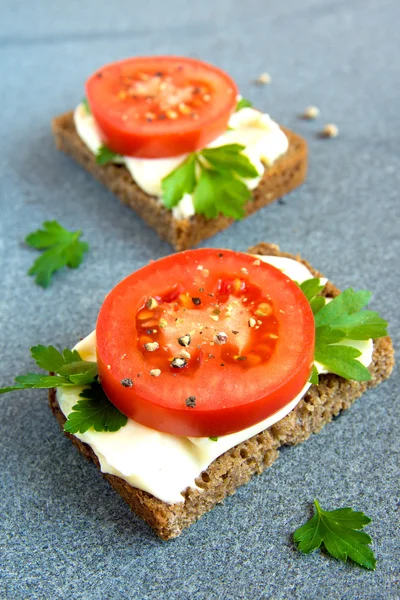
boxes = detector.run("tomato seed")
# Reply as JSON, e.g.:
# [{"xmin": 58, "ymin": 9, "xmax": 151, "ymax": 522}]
[
  {"xmin": 249, "ymin": 317, "xmax": 256, "ymax": 328},
  {"xmin": 255, "ymin": 303, "xmax": 272, "ymax": 317},
  {"xmin": 146, "ymin": 297, "xmax": 158, "ymax": 309}
]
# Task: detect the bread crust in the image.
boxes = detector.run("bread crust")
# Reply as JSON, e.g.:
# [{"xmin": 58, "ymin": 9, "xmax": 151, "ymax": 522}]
[
  {"xmin": 48, "ymin": 244, "xmax": 395, "ymax": 540},
  {"xmin": 52, "ymin": 112, "xmax": 308, "ymax": 250}
]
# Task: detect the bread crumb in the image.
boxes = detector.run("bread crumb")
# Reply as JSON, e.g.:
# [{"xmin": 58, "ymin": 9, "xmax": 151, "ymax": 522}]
[
  {"xmin": 255, "ymin": 72, "xmax": 271, "ymax": 84},
  {"xmin": 150, "ymin": 368, "xmax": 161, "ymax": 377},
  {"xmin": 301, "ymin": 105, "xmax": 320, "ymax": 120},
  {"xmin": 319, "ymin": 124, "xmax": 339, "ymax": 138}
]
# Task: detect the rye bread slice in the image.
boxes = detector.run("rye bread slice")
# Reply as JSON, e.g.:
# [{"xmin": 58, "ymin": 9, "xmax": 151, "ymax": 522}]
[
  {"xmin": 48, "ymin": 244, "xmax": 395, "ymax": 540},
  {"xmin": 52, "ymin": 112, "xmax": 307, "ymax": 250}
]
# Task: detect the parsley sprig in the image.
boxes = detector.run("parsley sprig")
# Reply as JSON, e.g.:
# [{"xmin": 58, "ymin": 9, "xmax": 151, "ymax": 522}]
[
  {"xmin": 64, "ymin": 383, "xmax": 127, "ymax": 433},
  {"xmin": 26, "ymin": 221, "xmax": 89, "ymax": 288},
  {"xmin": 82, "ymin": 97, "xmax": 91, "ymax": 115},
  {"xmin": 0, "ymin": 345, "xmax": 127, "ymax": 433},
  {"xmin": 161, "ymin": 144, "xmax": 259, "ymax": 220},
  {"xmin": 294, "ymin": 500, "xmax": 376, "ymax": 570},
  {"xmin": 235, "ymin": 98, "xmax": 253, "ymax": 111},
  {"xmin": 300, "ymin": 279, "xmax": 388, "ymax": 383},
  {"xmin": 95, "ymin": 145, "xmax": 123, "ymax": 165},
  {"xmin": 0, "ymin": 345, "xmax": 98, "ymax": 393}
]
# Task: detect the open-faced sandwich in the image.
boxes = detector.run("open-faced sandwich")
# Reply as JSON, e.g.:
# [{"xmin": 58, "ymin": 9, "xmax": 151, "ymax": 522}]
[
  {"xmin": 52, "ymin": 57, "xmax": 307, "ymax": 250},
  {"xmin": 1, "ymin": 244, "xmax": 394, "ymax": 539}
]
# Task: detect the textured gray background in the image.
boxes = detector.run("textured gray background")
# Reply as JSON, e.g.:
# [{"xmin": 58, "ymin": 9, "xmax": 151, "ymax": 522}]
[{"xmin": 0, "ymin": 1, "xmax": 399, "ymax": 598}]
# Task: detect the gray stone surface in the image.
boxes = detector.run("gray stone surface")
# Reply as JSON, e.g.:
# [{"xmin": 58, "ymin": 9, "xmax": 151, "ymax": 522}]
[{"xmin": 0, "ymin": 0, "xmax": 399, "ymax": 598}]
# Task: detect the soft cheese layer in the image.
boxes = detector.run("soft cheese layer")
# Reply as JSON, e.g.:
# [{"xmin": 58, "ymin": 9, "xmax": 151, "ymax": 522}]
[
  {"xmin": 74, "ymin": 104, "xmax": 289, "ymax": 220},
  {"xmin": 57, "ymin": 256, "xmax": 373, "ymax": 504}
]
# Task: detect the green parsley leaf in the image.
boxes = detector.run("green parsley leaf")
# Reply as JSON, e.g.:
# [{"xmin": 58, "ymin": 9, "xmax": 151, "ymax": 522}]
[
  {"xmin": 309, "ymin": 365, "xmax": 319, "ymax": 385},
  {"xmin": 300, "ymin": 278, "xmax": 325, "ymax": 303},
  {"xmin": 300, "ymin": 279, "xmax": 388, "ymax": 381},
  {"xmin": 26, "ymin": 221, "xmax": 89, "ymax": 288},
  {"xmin": 314, "ymin": 289, "xmax": 372, "ymax": 328},
  {"xmin": 95, "ymin": 145, "xmax": 122, "ymax": 165},
  {"xmin": 315, "ymin": 344, "xmax": 371, "ymax": 381},
  {"xmin": 0, "ymin": 345, "xmax": 98, "ymax": 394},
  {"xmin": 294, "ymin": 499, "xmax": 376, "ymax": 570},
  {"xmin": 193, "ymin": 168, "xmax": 249, "ymax": 220},
  {"xmin": 31, "ymin": 345, "xmax": 98, "ymax": 384},
  {"xmin": 0, "ymin": 373, "xmax": 71, "ymax": 394},
  {"xmin": 82, "ymin": 97, "xmax": 91, "ymax": 114},
  {"xmin": 64, "ymin": 383, "xmax": 128, "ymax": 434},
  {"xmin": 201, "ymin": 144, "xmax": 259, "ymax": 179},
  {"xmin": 161, "ymin": 154, "xmax": 197, "ymax": 208},
  {"xmin": 0, "ymin": 346, "xmax": 126, "ymax": 435},
  {"xmin": 161, "ymin": 143, "xmax": 259, "ymax": 220},
  {"xmin": 236, "ymin": 98, "xmax": 253, "ymax": 111},
  {"xmin": 30, "ymin": 345, "xmax": 81, "ymax": 372},
  {"xmin": 310, "ymin": 295, "xmax": 326, "ymax": 315}
]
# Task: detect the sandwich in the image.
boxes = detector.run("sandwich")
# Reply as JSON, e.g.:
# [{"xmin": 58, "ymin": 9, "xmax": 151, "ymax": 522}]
[
  {"xmin": 2, "ymin": 244, "xmax": 393, "ymax": 539},
  {"xmin": 52, "ymin": 56, "xmax": 307, "ymax": 250}
]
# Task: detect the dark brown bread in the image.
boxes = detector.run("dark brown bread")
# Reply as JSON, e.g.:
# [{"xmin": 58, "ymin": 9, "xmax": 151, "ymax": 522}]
[
  {"xmin": 52, "ymin": 112, "xmax": 307, "ymax": 250},
  {"xmin": 48, "ymin": 244, "xmax": 395, "ymax": 540}
]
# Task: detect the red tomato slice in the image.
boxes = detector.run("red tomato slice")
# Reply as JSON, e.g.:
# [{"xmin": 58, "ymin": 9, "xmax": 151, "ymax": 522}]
[
  {"xmin": 96, "ymin": 249, "xmax": 315, "ymax": 437},
  {"xmin": 86, "ymin": 56, "xmax": 238, "ymax": 158}
]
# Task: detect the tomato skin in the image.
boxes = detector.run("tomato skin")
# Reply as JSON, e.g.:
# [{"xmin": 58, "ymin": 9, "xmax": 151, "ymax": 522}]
[
  {"xmin": 86, "ymin": 56, "xmax": 238, "ymax": 158},
  {"xmin": 96, "ymin": 249, "xmax": 315, "ymax": 437}
]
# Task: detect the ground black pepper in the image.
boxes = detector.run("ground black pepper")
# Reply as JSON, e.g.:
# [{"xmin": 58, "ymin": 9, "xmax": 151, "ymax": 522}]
[
  {"xmin": 171, "ymin": 357, "xmax": 187, "ymax": 368},
  {"xmin": 185, "ymin": 396, "xmax": 196, "ymax": 408}
]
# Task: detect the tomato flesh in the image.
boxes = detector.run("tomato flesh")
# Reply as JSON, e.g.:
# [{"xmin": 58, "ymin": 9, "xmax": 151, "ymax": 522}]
[
  {"xmin": 86, "ymin": 56, "xmax": 238, "ymax": 158},
  {"xmin": 96, "ymin": 249, "xmax": 315, "ymax": 437}
]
